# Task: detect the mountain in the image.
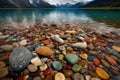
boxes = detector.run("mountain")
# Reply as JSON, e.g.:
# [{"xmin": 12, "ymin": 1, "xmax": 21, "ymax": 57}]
[
  {"xmin": 56, "ymin": 2, "xmax": 85, "ymax": 8},
  {"xmin": 0, "ymin": 0, "xmax": 54, "ymax": 8},
  {"xmin": 83, "ymin": 0, "xmax": 120, "ymax": 8},
  {"xmin": 0, "ymin": 0, "xmax": 16, "ymax": 8}
]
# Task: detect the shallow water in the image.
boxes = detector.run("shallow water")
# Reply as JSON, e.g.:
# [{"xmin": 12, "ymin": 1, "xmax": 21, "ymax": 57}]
[{"xmin": 0, "ymin": 9, "xmax": 120, "ymax": 32}]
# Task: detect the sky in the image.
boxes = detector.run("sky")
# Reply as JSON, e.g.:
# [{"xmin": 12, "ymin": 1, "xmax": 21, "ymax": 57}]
[{"xmin": 43, "ymin": 0, "xmax": 94, "ymax": 5}]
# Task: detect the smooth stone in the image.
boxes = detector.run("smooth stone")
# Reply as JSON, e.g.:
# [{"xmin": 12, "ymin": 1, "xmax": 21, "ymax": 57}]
[
  {"xmin": 65, "ymin": 54, "xmax": 78, "ymax": 65},
  {"xmin": 0, "ymin": 68, "xmax": 8, "ymax": 79},
  {"xmin": 55, "ymin": 72, "xmax": 65, "ymax": 80},
  {"xmin": 35, "ymin": 46, "xmax": 53, "ymax": 57},
  {"xmin": 0, "ymin": 62, "xmax": 6, "ymax": 68},
  {"xmin": 60, "ymin": 34, "xmax": 71, "ymax": 39},
  {"xmin": 9, "ymin": 46, "xmax": 32, "ymax": 71},
  {"xmin": 80, "ymin": 68, "xmax": 88, "ymax": 74},
  {"xmin": 19, "ymin": 39, "xmax": 27, "ymax": 46},
  {"xmin": 31, "ymin": 57, "xmax": 42, "ymax": 66},
  {"xmin": 27, "ymin": 64, "xmax": 37, "ymax": 72},
  {"xmin": 0, "ymin": 45, "xmax": 13, "ymax": 51},
  {"xmin": 112, "ymin": 46, "xmax": 120, "ymax": 52},
  {"xmin": 44, "ymin": 68, "xmax": 51, "ymax": 76},
  {"xmin": 96, "ymin": 67, "xmax": 110, "ymax": 80},
  {"xmin": 41, "ymin": 58, "xmax": 48, "ymax": 63},
  {"xmin": 105, "ymin": 55, "xmax": 117, "ymax": 65},
  {"xmin": 33, "ymin": 77, "xmax": 41, "ymax": 80},
  {"xmin": 64, "ymin": 70, "xmax": 73, "ymax": 77},
  {"xmin": 33, "ymin": 43, "xmax": 41, "ymax": 49},
  {"xmin": 0, "ymin": 35, "xmax": 9, "ymax": 40},
  {"xmin": 101, "ymin": 59, "xmax": 110, "ymax": 68},
  {"xmin": 59, "ymin": 46, "xmax": 66, "ymax": 51},
  {"xmin": 51, "ymin": 34, "xmax": 65, "ymax": 43},
  {"xmin": 113, "ymin": 76, "xmax": 120, "ymax": 80},
  {"xmin": 72, "ymin": 64, "xmax": 82, "ymax": 72},
  {"xmin": 45, "ymin": 75, "xmax": 53, "ymax": 80},
  {"xmin": 52, "ymin": 61, "xmax": 62, "ymax": 71},
  {"xmin": 79, "ymin": 53, "xmax": 88, "ymax": 60},
  {"xmin": 85, "ymin": 75, "xmax": 91, "ymax": 80},
  {"xmin": 72, "ymin": 42, "xmax": 87, "ymax": 49},
  {"xmin": 39, "ymin": 63, "xmax": 48, "ymax": 71},
  {"xmin": 88, "ymin": 63, "xmax": 96, "ymax": 71},
  {"xmin": 67, "ymin": 47, "xmax": 73, "ymax": 52},
  {"xmin": 71, "ymin": 73, "xmax": 84, "ymax": 80},
  {"xmin": 93, "ymin": 57, "xmax": 100, "ymax": 66},
  {"xmin": 88, "ymin": 55, "xmax": 94, "ymax": 61},
  {"xmin": 59, "ymin": 54, "xmax": 64, "ymax": 60},
  {"xmin": 91, "ymin": 78, "xmax": 101, "ymax": 80}
]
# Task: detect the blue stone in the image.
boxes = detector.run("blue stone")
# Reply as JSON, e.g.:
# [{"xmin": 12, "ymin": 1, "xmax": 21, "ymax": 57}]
[
  {"xmin": 65, "ymin": 54, "xmax": 78, "ymax": 65},
  {"xmin": 52, "ymin": 61, "xmax": 62, "ymax": 71},
  {"xmin": 88, "ymin": 55, "xmax": 94, "ymax": 61},
  {"xmin": 9, "ymin": 46, "xmax": 32, "ymax": 71}
]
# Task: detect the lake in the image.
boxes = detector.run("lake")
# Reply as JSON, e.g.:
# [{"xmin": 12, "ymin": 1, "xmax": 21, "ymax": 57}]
[{"xmin": 0, "ymin": 8, "xmax": 120, "ymax": 33}]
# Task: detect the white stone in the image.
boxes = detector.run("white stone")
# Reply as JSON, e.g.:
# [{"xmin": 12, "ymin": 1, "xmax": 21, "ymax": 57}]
[
  {"xmin": 39, "ymin": 63, "xmax": 48, "ymax": 71},
  {"xmin": 51, "ymin": 34, "xmax": 64, "ymax": 43},
  {"xmin": 55, "ymin": 72, "xmax": 65, "ymax": 80},
  {"xmin": 31, "ymin": 57, "xmax": 42, "ymax": 66},
  {"xmin": 72, "ymin": 42, "xmax": 87, "ymax": 49},
  {"xmin": 19, "ymin": 39, "xmax": 27, "ymax": 46}
]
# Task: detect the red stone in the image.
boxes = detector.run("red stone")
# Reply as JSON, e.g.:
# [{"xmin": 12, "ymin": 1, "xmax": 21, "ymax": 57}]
[
  {"xmin": 88, "ymin": 63, "xmax": 96, "ymax": 71},
  {"xmin": 84, "ymin": 38, "xmax": 91, "ymax": 44},
  {"xmin": 41, "ymin": 40, "xmax": 50, "ymax": 45},
  {"xmin": 5, "ymin": 52, "xmax": 11, "ymax": 56},
  {"xmin": 44, "ymin": 68, "xmax": 51, "ymax": 76},
  {"xmin": 17, "ymin": 75, "xmax": 24, "ymax": 80},
  {"xmin": 66, "ymin": 64, "xmax": 72, "ymax": 70},
  {"xmin": 105, "ymin": 55, "xmax": 117, "ymax": 65},
  {"xmin": 95, "ymin": 42, "xmax": 107, "ymax": 47},
  {"xmin": 93, "ymin": 57, "xmax": 100, "ymax": 66}
]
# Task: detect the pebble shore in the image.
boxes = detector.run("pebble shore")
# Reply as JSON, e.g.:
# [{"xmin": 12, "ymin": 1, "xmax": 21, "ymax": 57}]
[{"xmin": 0, "ymin": 23, "xmax": 120, "ymax": 80}]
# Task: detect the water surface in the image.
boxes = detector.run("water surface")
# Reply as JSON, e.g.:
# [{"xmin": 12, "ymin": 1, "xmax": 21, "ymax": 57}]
[{"xmin": 0, "ymin": 9, "xmax": 120, "ymax": 32}]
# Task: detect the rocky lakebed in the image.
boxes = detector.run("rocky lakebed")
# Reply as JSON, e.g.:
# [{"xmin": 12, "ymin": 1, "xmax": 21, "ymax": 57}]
[{"xmin": 0, "ymin": 23, "xmax": 120, "ymax": 80}]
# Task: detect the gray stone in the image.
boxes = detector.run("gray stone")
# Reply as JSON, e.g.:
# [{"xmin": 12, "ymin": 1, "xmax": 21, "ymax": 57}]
[
  {"xmin": 0, "ymin": 45, "xmax": 14, "ymax": 51},
  {"xmin": 71, "ymin": 73, "xmax": 84, "ymax": 80},
  {"xmin": 9, "ymin": 46, "xmax": 32, "ymax": 71}
]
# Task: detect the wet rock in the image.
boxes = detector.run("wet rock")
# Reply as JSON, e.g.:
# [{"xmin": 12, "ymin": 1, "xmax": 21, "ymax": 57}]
[
  {"xmin": 27, "ymin": 64, "xmax": 37, "ymax": 72},
  {"xmin": 79, "ymin": 53, "xmax": 88, "ymax": 60},
  {"xmin": 39, "ymin": 63, "xmax": 48, "ymax": 71},
  {"xmin": 112, "ymin": 46, "xmax": 120, "ymax": 52},
  {"xmin": 0, "ymin": 62, "xmax": 6, "ymax": 68},
  {"xmin": 93, "ymin": 57, "xmax": 100, "ymax": 66},
  {"xmin": 0, "ymin": 68, "xmax": 8, "ymax": 79},
  {"xmin": 19, "ymin": 39, "xmax": 27, "ymax": 46},
  {"xmin": 113, "ymin": 76, "xmax": 120, "ymax": 80},
  {"xmin": 44, "ymin": 68, "xmax": 51, "ymax": 76},
  {"xmin": 52, "ymin": 61, "xmax": 62, "ymax": 71},
  {"xmin": 72, "ymin": 42, "xmax": 87, "ymax": 49},
  {"xmin": 0, "ymin": 35, "xmax": 9, "ymax": 40},
  {"xmin": 0, "ymin": 45, "xmax": 13, "ymax": 51},
  {"xmin": 55, "ymin": 72, "xmax": 65, "ymax": 80},
  {"xmin": 101, "ymin": 59, "xmax": 110, "ymax": 68},
  {"xmin": 105, "ymin": 55, "xmax": 117, "ymax": 65},
  {"xmin": 72, "ymin": 64, "xmax": 82, "ymax": 72},
  {"xmin": 51, "ymin": 34, "xmax": 65, "ymax": 43},
  {"xmin": 9, "ymin": 46, "xmax": 32, "ymax": 71},
  {"xmin": 65, "ymin": 54, "xmax": 78, "ymax": 65},
  {"xmin": 31, "ymin": 57, "xmax": 42, "ymax": 66},
  {"xmin": 63, "ymin": 70, "xmax": 73, "ymax": 77},
  {"xmin": 71, "ymin": 73, "xmax": 84, "ymax": 80},
  {"xmin": 35, "ymin": 46, "xmax": 53, "ymax": 57},
  {"xmin": 96, "ymin": 67, "xmax": 110, "ymax": 80}
]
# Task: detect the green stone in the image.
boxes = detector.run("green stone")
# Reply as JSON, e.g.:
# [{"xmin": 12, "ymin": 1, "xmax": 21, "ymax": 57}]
[
  {"xmin": 72, "ymin": 64, "xmax": 82, "ymax": 72},
  {"xmin": 59, "ymin": 54, "xmax": 64, "ymax": 60},
  {"xmin": 65, "ymin": 54, "xmax": 78, "ymax": 65},
  {"xmin": 101, "ymin": 59, "xmax": 110, "ymax": 68}
]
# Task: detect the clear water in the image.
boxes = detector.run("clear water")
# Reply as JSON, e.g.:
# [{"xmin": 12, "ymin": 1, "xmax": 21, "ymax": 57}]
[{"xmin": 0, "ymin": 9, "xmax": 120, "ymax": 31}]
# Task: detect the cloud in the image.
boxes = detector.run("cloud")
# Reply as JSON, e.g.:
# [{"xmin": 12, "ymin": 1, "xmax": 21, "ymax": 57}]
[{"xmin": 44, "ymin": 0, "xmax": 93, "ymax": 5}]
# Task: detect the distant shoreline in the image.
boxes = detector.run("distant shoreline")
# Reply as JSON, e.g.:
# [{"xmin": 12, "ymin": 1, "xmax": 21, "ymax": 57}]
[{"xmin": 0, "ymin": 8, "xmax": 120, "ymax": 9}]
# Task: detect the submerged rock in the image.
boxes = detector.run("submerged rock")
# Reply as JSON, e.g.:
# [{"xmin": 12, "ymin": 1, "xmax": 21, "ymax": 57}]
[
  {"xmin": 72, "ymin": 42, "xmax": 87, "ymax": 49},
  {"xmin": 65, "ymin": 54, "xmax": 78, "ymax": 65},
  {"xmin": 35, "ymin": 46, "xmax": 53, "ymax": 57},
  {"xmin": 0, "ymin": 45, "xmax": 14, "ymax": 51},
  {"xmin": 9, "ymin": 46, "xmax": 32, "ymax": 71},
  {"xmin": 51, "ymin": 34, "xmax": 65, "ymax": 43}
]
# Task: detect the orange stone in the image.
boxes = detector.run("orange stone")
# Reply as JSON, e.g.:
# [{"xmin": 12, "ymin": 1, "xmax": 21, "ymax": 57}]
[
  {"xmin": 105, "ymin": 55, "xmax": 117, "ymax": 65},
  {"xmin": 112, "ymin": 46, "xmax": 120, "ymax": 52}
]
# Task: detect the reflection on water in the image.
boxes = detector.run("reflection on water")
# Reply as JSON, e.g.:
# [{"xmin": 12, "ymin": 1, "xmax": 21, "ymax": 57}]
[{"xmin": 0, "ymin": 9, "xmax": 120, "ymax": 31}]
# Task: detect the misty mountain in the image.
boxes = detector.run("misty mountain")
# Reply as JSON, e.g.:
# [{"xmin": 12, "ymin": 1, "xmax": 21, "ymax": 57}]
[
  {"xmin": 0, "ymin": 0, "xmax": 16, "ymax": 8},
  {"xmin": 55, "ymin": 2, "xmax": 85, "ymax": 8},
  {"xmin": 84, "ymin": 0, "xmax": 120, "ymax": 8}
]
